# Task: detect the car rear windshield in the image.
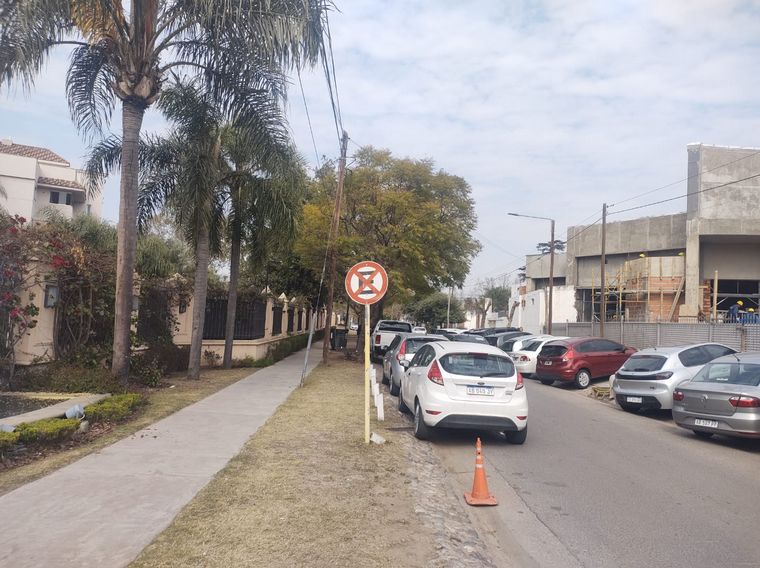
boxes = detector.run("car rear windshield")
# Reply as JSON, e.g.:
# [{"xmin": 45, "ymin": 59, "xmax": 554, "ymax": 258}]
[
  {"xmin": 406, "ymin": 338, "xmax": 440, "ymax": 353},
  {"xmin": 378, "ymin": 322, "xmax": 412, "ymax": 332},
  {"xmin": 501, "ymin": 340, "xmax": 517, "ymax": 351},
  {"xmin": 439, "ymin": 353, "xmax": 515, "ymax": 377},
  {"xmin": 540, "ymin": 345, "xmax": 568, "ymax": 358},
  {"xmin": 620, "ymin": 355, "xmax": 667, "ymax": 372},
  {"xmin": 691, "ymin": 362, "xmax": 760, "ymax": 386},
  {"xmin": 452, "ymin": 335, "xmax": 488, "ymax": 344},
  {"xmin": 523, "ymin": 340, "xmax": 543, "ymax": 352}
]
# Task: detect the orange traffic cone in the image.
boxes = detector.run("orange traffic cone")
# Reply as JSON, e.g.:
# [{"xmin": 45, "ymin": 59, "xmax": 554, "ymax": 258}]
[{"xmin": 464, "ymin": 437, "xmax": 498, "ymax": 506}]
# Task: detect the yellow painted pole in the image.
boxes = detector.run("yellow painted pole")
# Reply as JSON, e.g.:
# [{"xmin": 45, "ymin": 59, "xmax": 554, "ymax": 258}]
[{"xmin": 364, "ymin": 303, "xmax": 370, "ymax": 444}]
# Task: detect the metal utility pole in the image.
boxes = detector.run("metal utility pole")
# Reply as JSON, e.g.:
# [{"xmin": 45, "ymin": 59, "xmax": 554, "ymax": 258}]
[
  {"xmin": 600, "ymin": 203, "xmax": 607, "ymax": 336},
  {"xmin": 446, "ymin": 287, "xmax": 453, "ymax": 327},
  {"xmin": 322, "ymin": 130, "xmax": 349, "ymax": 363},
  {"xmin": 548, "ymin": 219, "xmax": 555, "ymax": 334},
  {"xmin": 507, "ymin": 212, "xmax": 555, "ymax": 334}
]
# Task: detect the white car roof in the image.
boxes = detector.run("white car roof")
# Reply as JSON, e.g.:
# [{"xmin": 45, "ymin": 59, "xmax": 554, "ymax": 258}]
[
  {"xmin": 431, "ymin": 341, "xmax": 510, "ymax": 357},
  {"xmin": 632, "ymin": 343, "xmax": 731, "ymax": 357}
]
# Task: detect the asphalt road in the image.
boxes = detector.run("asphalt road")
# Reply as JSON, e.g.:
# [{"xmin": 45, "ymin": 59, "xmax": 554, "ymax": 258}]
[{"xmin": 430, "ymin": 379, "xmax": 760, "ymax": 568}]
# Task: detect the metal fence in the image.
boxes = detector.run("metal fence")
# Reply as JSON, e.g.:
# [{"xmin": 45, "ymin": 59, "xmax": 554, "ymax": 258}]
[
  {"xmin": 272, "ymin": 305, "xmax": 283, "ymax": 336},
  {"xmin": 551, "ymin": 321, "xmax": 760, "ymax": 351},
  {"xmin": 203, "ymin": 298, "xmax": 266, "ymax": 340},
  {"xmin": 287, "ymin": 308, "xmax": 294, "ymax": 333}
]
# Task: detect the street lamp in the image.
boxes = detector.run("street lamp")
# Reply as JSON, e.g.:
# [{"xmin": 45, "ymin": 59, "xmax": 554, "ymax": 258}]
[{"xmin": 508, "ymin": 212, "xmax": 556, "ymax": 334}]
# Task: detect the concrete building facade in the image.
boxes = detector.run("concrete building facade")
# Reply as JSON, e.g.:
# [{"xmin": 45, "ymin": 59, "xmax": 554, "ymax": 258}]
[
  {"xmin": 0, "ymin": 138, "xmax": 102, "ymax": 221},
  {"xmin": 525, "ymin": 144, "xmax": 760, "ymax": 323}
]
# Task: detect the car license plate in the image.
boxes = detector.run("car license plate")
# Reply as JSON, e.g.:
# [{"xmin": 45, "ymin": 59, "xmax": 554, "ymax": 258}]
[
  {"xmin": 694, "ymin": 418, "xmax": 719, "ymax": 428},
  {"xmin": 626, "ymin": 396, "xmax": 643, "ymax": 404},
  {"xmin": 543, "ymin": 361, "xmax": 552, "ymax": 366},
  {"xmin": 467, "ymin": 386, "xmax": 494, "ymax": 396}
]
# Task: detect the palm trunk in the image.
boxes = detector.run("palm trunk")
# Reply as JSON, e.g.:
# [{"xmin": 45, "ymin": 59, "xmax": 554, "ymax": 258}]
[
  {"xmin": 222, "ymin": 223, "xmax": 241, "ymax": 369},
  {"xmin": 187, "ymin": 221, "xmax": 211, "ymax": 379},
  {"xmin": 112, "ymin": 101, "xmax": 145, "ymax": 382}
]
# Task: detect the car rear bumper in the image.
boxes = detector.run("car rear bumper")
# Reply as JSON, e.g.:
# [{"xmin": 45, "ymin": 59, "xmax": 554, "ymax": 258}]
[
  {"xmin": 535, "ymin": 367, "xmax": 576, "ymax": 381},
  {"xmin": 615, "ymin": 394, "xmax": 662, "ymax": 410},
  {"xmin": 612, "ymin": 379, "xmax": 673, "ymax": 409},
  {"xmin": 419, "ymin": 389, "xmax": 528, "ymax": 431},
  {"xmin": 673, "ymin": 407, "xmax": 760, "ymax": 438},
  {"xmin": 514, "ymin": 360, "xmax": 537, "ymax": 375}
]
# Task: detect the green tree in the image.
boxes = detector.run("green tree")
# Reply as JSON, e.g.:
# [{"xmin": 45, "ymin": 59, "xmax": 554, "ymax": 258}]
[
  {"xmin": 1, "ymin": 0, "xmax": 328, "ymax": 382},
  {"xmin": 536, "ymin": 240, "xmax": 566, "ymax": 254},
  {"xmin": 295, "ymin": 147, "xmax": 480, "ymax": 328},
  {"xmin": 407, "ymin": 292, "xmax": 464, "ymax": 329}
]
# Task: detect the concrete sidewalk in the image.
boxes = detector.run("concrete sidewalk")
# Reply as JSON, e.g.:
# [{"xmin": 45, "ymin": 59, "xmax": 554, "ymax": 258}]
[{"xmin": 0, "ymin": 345, "xmax": 320, "ymax": 568}]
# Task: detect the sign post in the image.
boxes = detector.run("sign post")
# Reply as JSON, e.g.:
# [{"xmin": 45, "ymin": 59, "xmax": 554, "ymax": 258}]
[{"xmin": 345, "ymin": 261, "xmax": 388, "ymax": 444}]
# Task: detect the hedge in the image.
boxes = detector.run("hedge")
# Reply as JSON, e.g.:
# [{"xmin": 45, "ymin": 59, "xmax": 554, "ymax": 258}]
[
  {"xmin": 85, "ymin": 393, "xmax": 146, "ymax": 423},
  {"xmin": 0, "ymin": 431, "xmax": 20, "ymax": 453},
  {"xmin": 16, "ymin": 363, "xmax": 124, "ymax": 394},
  {"xmin": 15, "ymin": 418, "xmax": 80, "ymax": 445}
]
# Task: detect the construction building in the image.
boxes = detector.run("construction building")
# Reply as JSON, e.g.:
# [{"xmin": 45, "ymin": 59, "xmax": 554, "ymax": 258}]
[{"xmin": 523, "ymin": 143, "xmax": 760, "ymax": 323}]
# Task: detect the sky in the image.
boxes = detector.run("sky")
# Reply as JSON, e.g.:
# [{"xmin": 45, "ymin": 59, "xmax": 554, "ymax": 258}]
[{"xmin": 3, "ymin": 0, "xmax": 760, "ymax": 295}]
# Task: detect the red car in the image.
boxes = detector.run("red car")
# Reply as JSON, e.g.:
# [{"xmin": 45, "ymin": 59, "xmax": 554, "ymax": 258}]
[{"xmin": 535, "ymin": 337, "xmax": 636, "ymax": 389}]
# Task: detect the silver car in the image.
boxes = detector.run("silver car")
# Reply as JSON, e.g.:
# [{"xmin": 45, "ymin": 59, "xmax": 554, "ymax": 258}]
[
  {"xmin": 673, "ymin": 353, "xmax": 760, "ymax": 439},
  {"xmin": 612, "ymin": 343, "xmax": 736, "ymax": 411},
  {"xmin": 382, "ymin": 333, "xmax": 448, "ymax": 396}
]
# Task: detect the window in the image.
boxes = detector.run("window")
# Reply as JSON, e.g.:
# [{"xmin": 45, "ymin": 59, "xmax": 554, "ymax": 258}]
[
  {"xmin": 440, "ymin": 353, "xmax": 515, "ymax": 377},
  {"xmin": 388, "ymin": 335, "xmax": 402, "ymax": 351},
  {"xmin": 678, "ymin": 347, "xmax": 711, "ymax": 367},
  {"xmin": 596, "ymin": 340, "xmax": 623, "ymax": 352},
  {"xmin": 378, "ymin": 321, "xmax": 413, "ymax": 333},
  {"xmin": 406, "ymin": 338, "xmax": 441, "ymax": 354},
  {"xmin": 522, "ymin": 340, "xmax": 543, "ymax": 352},
  {"xmin": 576, "ymin": 341, "xmax": 596, "ymax": 353},
  {"xmin": 620, "ymin": 355, "xmax": 667, "ymax": 372},
  {"xmin": 49, "ymin": 191, "xmax": 60, "ymax": 204},
  {"xmin": 65, "ymin": 192, "xmax": 71, "ymax": 205},
  {"xmin": 410, "ymin": 345, "xmax": 434, "ymax": 367},
  {"xmin": 541, "ymin": 344, "xmax": 568, "ymax": 357},
  {"xmin": 692, "ymin": 362, "xmax": 760, "ymax": 386},
  {"xmin": 702, "ymin": 344, "xmax": 737, "ymax": 359}
]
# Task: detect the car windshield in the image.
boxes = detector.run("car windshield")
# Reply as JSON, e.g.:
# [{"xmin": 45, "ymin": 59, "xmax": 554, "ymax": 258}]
[
  {"xmin": 452, "ymin": 335, "xmax": 488, "ymax": 344},
  {"xmin": 406, "ymin": 338, "xmax": 440, "ymax": 353},
  {"xmin": 378, "ymin": 322, "xmax": 412, "ymax": 332},
  {"xmin": 620, "ymin": 355, "xmax": 667, "ymax": 372},
  {"xmin": 523, "ymin": 340, "xmax": 543, "ymax": 352},
  {"xmin": 440, "ymin": 353, "xmax": 515, "ymax": 377},
  {"xmin": 691, "ymin": 362, "xmax": 760, "ymax": 386},
  {"xmin": 541, "ymin": 345, "xmax": 568, "ymax": 357}
]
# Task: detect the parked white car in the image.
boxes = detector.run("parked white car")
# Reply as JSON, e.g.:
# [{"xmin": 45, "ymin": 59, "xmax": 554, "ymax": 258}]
[
  {"xmin": 397, "ymin": 342, "xmax": 529, "ymax": 443},
  {"xmin": 612, "ymin": 343, "xmax": 737, "ymax": 411},
  {"xmin": 508, "ymin": 336, "xmax": 568, "ymax": 378}
]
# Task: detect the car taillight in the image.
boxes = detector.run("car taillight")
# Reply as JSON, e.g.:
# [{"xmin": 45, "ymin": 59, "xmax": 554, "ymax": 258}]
[
  {"xmin": 428, "ymin": 360, "xmax": 444, "ymax": 385},
  {"xmin": 516, "ymin": 373, "xmax": 524, "ymax": 390},
  {"xmin": 374, "ymin": 334, "xmax": 381, "ymax": 345},
  {"xmin": 396, "ymin": 340, "xmax": 406, "ymax": 361},
  {"xmin": 673, "ymin": 390, "xmax": 684, "ymax": 401},
  {"xmin": 520, "ymin": 355, "xmax": 529, "ymax": 362},
  {"xmin": 653, "ymin": 372, "xmax": 673, "ymax": 380},
  {"xmin": 561, "ymin": 349, "xmax": 574, "ymax": 362},
  {"xmin": 729, "ymin": 396, "xmax": 760, "ymax": 408}
]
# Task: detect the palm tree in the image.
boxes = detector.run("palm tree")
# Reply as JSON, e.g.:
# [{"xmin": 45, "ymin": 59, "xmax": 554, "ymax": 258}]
[
  {"xmin": 87, "ymin": 78, "xmax": 292, "ymax": 378},
  {"xmin": 221, "ymin": 136, "xmax": 306, "ymax": 368},
  {"xmin": 1, "ymin": 0, "xmax": 329, "ymax": 381}
]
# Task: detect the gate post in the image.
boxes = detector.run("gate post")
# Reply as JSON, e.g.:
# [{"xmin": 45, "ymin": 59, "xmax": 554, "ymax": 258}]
[{"xmin": 656, "ymin": 320, "xmax": 661, "ymax": 346}]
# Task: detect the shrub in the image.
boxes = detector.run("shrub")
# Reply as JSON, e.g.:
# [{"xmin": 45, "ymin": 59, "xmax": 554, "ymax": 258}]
[
  {"xmin": 86, "ymin": 393, "xmax": 146, "ymax": 424},
  {"xmin": 0, "ymin": 431, "xmax": 20, "ymax": 453},
  {"xmin": 130, "ymin": 354, "xmax": 164, "ymax": 387},
  {"xmin": 268, "ymin": 331, "xmax": 321, "ymax": 363},
  {"xmin": 231, "ymin": 355, "xmax": 274, "ymax": 369},
  {"xmin": 16, "ymin": 363, "xmax": 124, "ymax": 394},
  {"xmin": 16, "ymin": 418, "xmax": 80, "ymax": 444},
  {"xmin": 203, "ymin": 349, "xmax": 221, "ymax": 367},
  {"xmin": 141, "ymin": 342, "xmax": 190, "ymax": 373}
]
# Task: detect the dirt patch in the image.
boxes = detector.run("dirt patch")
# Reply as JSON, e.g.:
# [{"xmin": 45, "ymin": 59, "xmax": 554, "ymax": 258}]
[
  {"xmin": 130, "ymin": 359, "xmax": 438, "ymax": 568},
  {"xmin": 0, "ymin": 367, "xmax": 253, "ymax": 496}
]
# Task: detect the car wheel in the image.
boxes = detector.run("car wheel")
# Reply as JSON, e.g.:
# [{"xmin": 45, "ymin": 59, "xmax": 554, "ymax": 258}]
[
  {"xmin": 693, "ymin": 430, "xmax": 714, "ymax": 439},
  {"xmin": 381, "ymin": 366, "xmax": 389, "ymax": 385},
  {"xmin": 540, "ymin": 379, "xmax": 554, "ymax": 385},
  {"xmin": 397, "ymin": 384, "xmax": 410, "ymax": 414},
  {"xmin": 389, "ymin": 373, "xmax": 400, "ymax": 396},
  {"xmin": 505, "ymin": 426, "xmax": 527, "ymax": 445},
  {"xmin": 413, "ymin": 401, "xmax": 432, "ymax": 440},
  {"xmin": 574, "ymin": 369, "xmax": 592, "ymax": 389}
]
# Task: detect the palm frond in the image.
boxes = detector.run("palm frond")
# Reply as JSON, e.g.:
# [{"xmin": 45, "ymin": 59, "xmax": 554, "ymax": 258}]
[{"xmin": 66, "ymin": 39, "xmax": 117, "ymax": 139}]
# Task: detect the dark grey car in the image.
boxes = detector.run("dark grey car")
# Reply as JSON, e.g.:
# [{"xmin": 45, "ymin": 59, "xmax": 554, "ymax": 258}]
[
  {"xmin": 382, "ymin": 333, "xmax": 448, "ymax": 396},
  {"xmin": 673, "ymin": 353, "xmax": 760, "ymax": 439}
]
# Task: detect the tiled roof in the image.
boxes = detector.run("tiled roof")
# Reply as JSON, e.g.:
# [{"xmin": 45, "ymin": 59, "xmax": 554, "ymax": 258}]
[
  {"xmin": 0, "ymin": 141, "xmax": 69, "ymax": 165},
  {"xmin": 37, "ymin": 177, "xmax": 85, "ymax": 190}
]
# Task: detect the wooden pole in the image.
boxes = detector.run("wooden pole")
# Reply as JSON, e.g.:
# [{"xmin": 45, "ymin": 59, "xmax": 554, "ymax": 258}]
[
  {"xmin": 322, "ymin": 131, "xmax": 349, "ymax": 363},
  {"xmin": 713, "ymin": 270, "xmax": 719, "ymax": 321},
  {"xmin": 548, "ymin": 219, "xmax": 555, "ymax": 334}
]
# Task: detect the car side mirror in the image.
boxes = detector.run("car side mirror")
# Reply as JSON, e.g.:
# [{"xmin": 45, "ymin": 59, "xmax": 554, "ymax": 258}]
[{"xmin": 400, "ymin": 359, "xmax": 410, "ymax": 369}]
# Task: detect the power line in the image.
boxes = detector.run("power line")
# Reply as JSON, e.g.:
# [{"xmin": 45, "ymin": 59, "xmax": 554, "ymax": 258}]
[
  {"xmin": 609, "ymin": 149, "xmax": 760, "ymax": 209},
  {"xmin": 296, "ymin": 67, "xmax": 321, "ymax": 167},
  {"xmin": 608, "ymin": 172, "xmax": 760, "ymax": 216}
]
